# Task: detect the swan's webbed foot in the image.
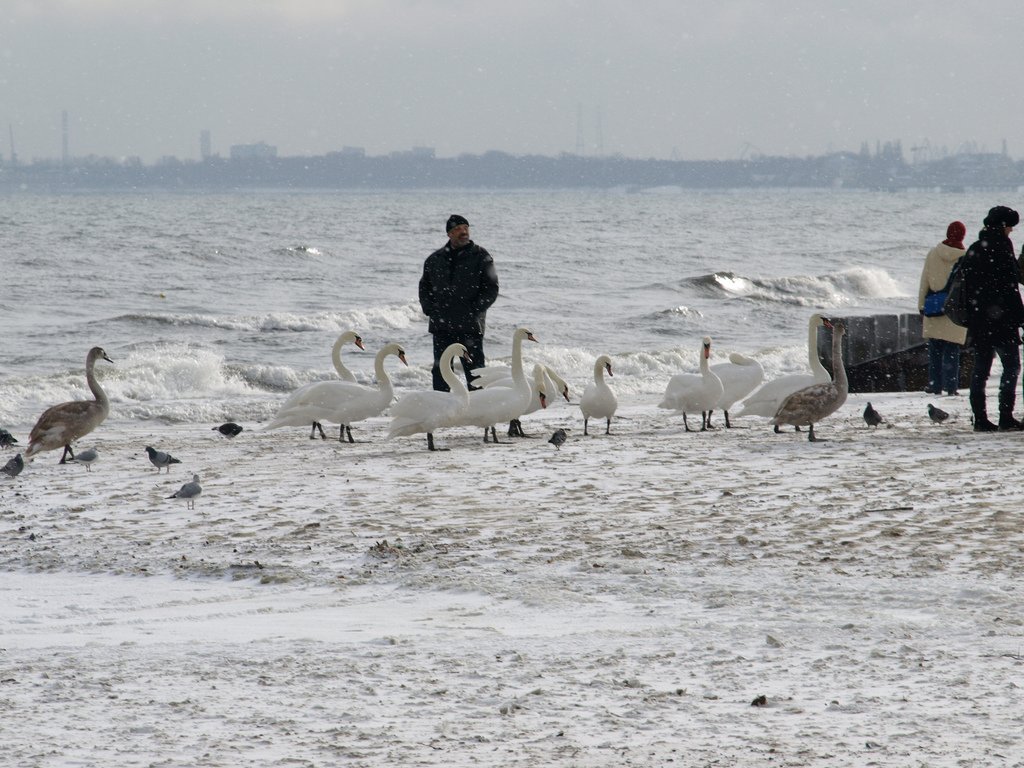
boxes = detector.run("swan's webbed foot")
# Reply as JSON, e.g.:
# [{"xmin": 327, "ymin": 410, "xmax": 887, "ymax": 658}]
[
  {"xmin": 488, "ymin": 426, "xmax": 503, "ymax": 443},
  {"xmin": 343, "ymin": 425, "xmax": 354, "ymax": 444},
  {"xmin": 59, "ymin": 445, "xmax": 74, "ymax": 464},
  {"xmin": 311, "ymin": 422, "xmax": 327, "ymax": 440},
  {"xmin": 426, "ymin": 433, "xmax": 450, "ymax": 451},
  {"xmin": 807, "ymin": 425, "xmax": 826, "ymax": 442},
  {"xmin": 772, "ymin": 423, "xmax": 782, "ymax": 434}
]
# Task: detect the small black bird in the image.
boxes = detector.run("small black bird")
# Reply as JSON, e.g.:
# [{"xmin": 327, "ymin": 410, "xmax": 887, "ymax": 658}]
[
  {"xmin": 927, "ymin": 403, "xmax": 950, "ymax": 424},
  {"xmin": 2, "ymin": 453, "xmax": 24, "ymax": 478},
  {"xmin": 0, "ymin": 428, "xmax": 18, "ymax": 448},
  {"xmin": 548, "ymin": 428, "xmax": 568, "ymax": 450},
  {"xmin": 213, "ymin": 422, "xmax": 243, "ymax": 438},
  {"xmin": 863, "ymin": 402, "xmax": 884, "ymax": 428}
]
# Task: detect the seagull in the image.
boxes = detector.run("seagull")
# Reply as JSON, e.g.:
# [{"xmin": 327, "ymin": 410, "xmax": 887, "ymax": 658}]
[
  {"xmin": 168, "ymin": 473, "xmax": 202, "ymax": 509},
  {"xmin": 927, "ymin": 403, "xmax": 950, "ymax": 424},
  {"xmin": 213, "ymin": 422, "xmax": 243, "ymax": 438},
  {"xmin": 68, "ymin": 447, "xmax": 99, "ymax": 472},
  {"xmin": 548, "ymin": 428, "xmax": 568, "ymax": 450},
  {"xmin": 145, "ymin": 445, "xmax": 182, "ymax": 473},
  {"xmin": 0, "ymin": 428, "xmax": 17, "ymax": 448},
  {"xmin": 2, "ymin": 453, "xmax": 24, "ymax": 478},
  {"xmin": 863, "ymin": 402, "xmax": 884, "ymax": 428}
]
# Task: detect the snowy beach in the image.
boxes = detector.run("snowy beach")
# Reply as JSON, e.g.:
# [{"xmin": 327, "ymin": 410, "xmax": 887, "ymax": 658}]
[{"xmin": 3, "ymin": 387, "xmax": 1023, "ymax": 767}]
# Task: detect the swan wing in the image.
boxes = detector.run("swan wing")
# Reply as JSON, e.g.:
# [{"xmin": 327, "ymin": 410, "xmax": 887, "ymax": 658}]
[{"xmin": 735, "ymin": 374, "xmax": 817, "ymax": 418}]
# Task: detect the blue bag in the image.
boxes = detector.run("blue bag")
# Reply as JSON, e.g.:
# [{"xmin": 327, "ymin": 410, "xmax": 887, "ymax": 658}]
[{"xmin": 923, "ymin": 290, "xmax": 948, "ymax": 317}]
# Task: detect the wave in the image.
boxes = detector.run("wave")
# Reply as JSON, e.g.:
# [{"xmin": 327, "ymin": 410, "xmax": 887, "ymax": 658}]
[
  {"xmin": 682, "ymin": 266, "xmax": 907, "ymax": 306},
  {"xmin": 111, "ymin": 302, "xmax": 424, "ymax": 334}
]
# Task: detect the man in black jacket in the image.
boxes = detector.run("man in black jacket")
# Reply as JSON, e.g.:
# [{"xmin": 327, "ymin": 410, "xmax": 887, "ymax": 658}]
[
  {"xmin": 418, "ymin": 214, "xmax": 500, "ymax": 391},
  {"xmin": 962, "ymin": 205, "xmax": 1024, "ymax": 431}
]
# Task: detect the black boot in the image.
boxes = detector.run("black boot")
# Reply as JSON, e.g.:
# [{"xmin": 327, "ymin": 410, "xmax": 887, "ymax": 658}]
[
  {"xmin": 974, "ymin": 412, "xmax": 999, "ymax": 432},
  {"xmin": 998, "ymin": 414, "xmax": 1024, "ymax": 431}
]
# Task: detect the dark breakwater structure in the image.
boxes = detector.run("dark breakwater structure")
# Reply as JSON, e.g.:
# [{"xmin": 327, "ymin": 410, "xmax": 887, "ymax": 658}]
[
  {"xmin": 817, "ymin": 313, "xmax": 972, "ymax": 394},
  {"xmin": 1, "ymin": 143, "xmax": 1022, "ymax": 192}
]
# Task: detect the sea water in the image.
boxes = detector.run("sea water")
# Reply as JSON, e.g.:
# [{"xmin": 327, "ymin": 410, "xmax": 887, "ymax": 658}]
[{"xmin": 0, "ymin": 187, "xmax": 1009, "ymax": 427}]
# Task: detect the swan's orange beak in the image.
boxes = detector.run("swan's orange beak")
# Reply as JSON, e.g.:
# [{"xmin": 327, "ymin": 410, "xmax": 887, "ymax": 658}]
[
  {"xmin": 398, "ymin": 352, "xmax": 408, "ymax": 366},
  {"xmin": 354, "ymin": 336, "xmax": 366, "ymax": 350}
]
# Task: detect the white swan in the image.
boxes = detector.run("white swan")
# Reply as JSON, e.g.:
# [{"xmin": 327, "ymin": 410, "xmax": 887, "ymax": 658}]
[
  {"xmin": 773, "ymin": 319, "xmax": 848, "ymax": 442},
  {"xmin": 579, "ymin": 354, "xmax": 617, "ymax": 435},
  {"xmin": 387, "ymin": 343, "xmax": 471, "ymax": 451},
  {"xmin": 735, "ymin": 313, "xmax": 830, "ymax": 431},
  {"xmin": 473, "ymin": 362, "xmax": 569, "ymax": 436},
  {"xmin": 658, "ymin": 337, "xmax": 724, "ymax": 432},
  {"xmin": 452, "ymin": 328, "xmax": 539, "ymax": 442},
  {"xmin": 268, "ymin": 330, "xmax": 364, "ymax": 440},
  {"xmin": 709, "ymin": 352, "xmax": 764, "ymax": 428},
  {"xmin": 265, "ymin": 342, "xmax": 407, "ymax": 442},
  {"xmin": 25, "ymin": 346, "xmax": 114, "ymax": 464}
]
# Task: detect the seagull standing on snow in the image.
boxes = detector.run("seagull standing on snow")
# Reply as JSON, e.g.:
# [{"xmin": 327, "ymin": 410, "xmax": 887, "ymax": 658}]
[
  {"xmin": 168, "ymin": 474, "xmax": 202, "ymax": 509},
  {"xmin": 145, "ymin": 446, "xmax": 182, "ymax": 473},
  {"xmin": 69, "ymin": 447, "xmax": 99, "ymax": 472}
]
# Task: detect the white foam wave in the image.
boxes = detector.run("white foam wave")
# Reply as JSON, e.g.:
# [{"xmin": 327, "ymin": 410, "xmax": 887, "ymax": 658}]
[
  {"xmin": 716, "ymin": 267, "xmax": 907, "ymax": 306},
  {"xmin": 118, "ymin": 302, "xmax": 424, "ymax": 335}
]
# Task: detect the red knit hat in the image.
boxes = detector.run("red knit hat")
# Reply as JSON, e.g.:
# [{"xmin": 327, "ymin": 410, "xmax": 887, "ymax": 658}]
[{"xmin": 943, "ymin": 221, "xmax": 966, "ymax": 249}]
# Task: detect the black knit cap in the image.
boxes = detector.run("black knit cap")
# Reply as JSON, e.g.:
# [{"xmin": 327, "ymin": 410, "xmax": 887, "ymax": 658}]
[
  {"xmin": 446, "ymin": 214, "xmax": 469, "ymax": 232},
  {"xmin": 983, "ymin": 205, "xmax": 1020, "ymax": 228}
]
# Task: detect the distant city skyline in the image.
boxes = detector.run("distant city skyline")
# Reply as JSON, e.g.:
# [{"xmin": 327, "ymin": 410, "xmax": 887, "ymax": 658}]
[
  {"xmin": 3, "ymin": 2, "xmax": 1021, "ymax": 164},
  {"xmin": 5, "ymin": 121, "xmax": 1015, "ymax": 166}
]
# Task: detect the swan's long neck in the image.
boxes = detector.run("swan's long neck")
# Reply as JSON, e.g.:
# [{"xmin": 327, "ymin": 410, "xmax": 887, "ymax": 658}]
[
  {"xmin": 808, "ymin": 315, "xmax": 827, "ymax": 377},
  {"xmin": 373, "ymin": 349, "xmax": 391, "ymax": 394},
  {"xmin": 86, "ymin": 353, "xmax": 109, "ymax": 409},
  {"xmin": 593, "ymin": 357, "xmax": 605, "ymax": 384},
  {"xmin": 441, "ymin": 348, "xmax": 470, "ymax": 404},
  {"xmin": 332, "ymin": 335, "xmax": 353, "ymax": 380},
  {"xmin": 699, "ymin": 346, "xmax": 710, "ymax": 375},
  {"xmin": 511, "ymin": 332, "xmax": 528, "ymax": 390},
  {"xmin": 831, "ymin": 329, "xmax": 848, "ymax": 394}
]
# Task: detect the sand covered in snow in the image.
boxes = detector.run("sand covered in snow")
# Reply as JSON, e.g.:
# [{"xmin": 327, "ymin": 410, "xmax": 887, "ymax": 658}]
[{"xmin": 2, "ymin": 390, "xmax": 1023, "ymax": 767}]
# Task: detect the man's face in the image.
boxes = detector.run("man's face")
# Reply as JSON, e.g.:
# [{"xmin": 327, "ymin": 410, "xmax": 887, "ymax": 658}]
[{"xmin": 448, "ymin": 224, "xmax": 470, "ymax": 248}]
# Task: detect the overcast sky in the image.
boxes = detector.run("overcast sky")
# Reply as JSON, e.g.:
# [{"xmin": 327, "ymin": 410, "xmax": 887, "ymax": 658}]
[{"xmin": 2, "ymin": 0, "xmax": 1021, "ymax": 163}]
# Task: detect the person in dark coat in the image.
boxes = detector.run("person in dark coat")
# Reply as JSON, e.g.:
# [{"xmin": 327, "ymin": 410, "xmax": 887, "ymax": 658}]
[
  {"xmin": 418, "ymin": 214, "xmax": 500, "ymax": 391},
  {"xmin": 961, "ymin": 205, "xmax": 1024, "ymax": 431}
]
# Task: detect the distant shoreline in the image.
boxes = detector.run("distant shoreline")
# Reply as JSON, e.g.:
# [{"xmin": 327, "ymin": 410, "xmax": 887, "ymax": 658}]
[{"xmin": 2, "ymin": 149, "xmax": 1021, "ymax": 192}]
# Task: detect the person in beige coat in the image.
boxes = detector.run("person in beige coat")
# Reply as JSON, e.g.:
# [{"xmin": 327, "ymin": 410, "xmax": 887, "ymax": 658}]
[{"xmin": 918, "ymin": 221, "xmax": 968, "ymax": 395}]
